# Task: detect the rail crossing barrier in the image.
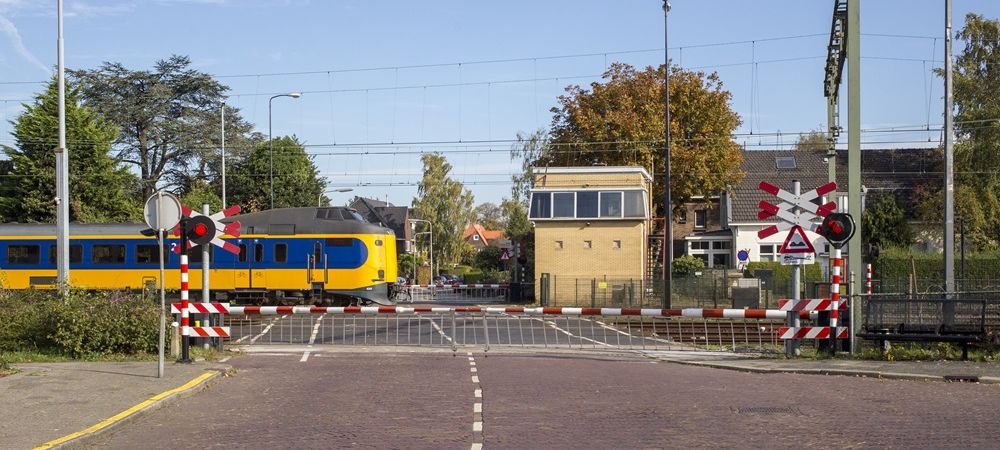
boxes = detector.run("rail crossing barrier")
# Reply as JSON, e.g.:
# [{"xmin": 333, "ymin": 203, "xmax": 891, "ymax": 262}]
[
  {"xmin": 398, "ymin": 284, "xmax": 509, "ymax": 303},
  {"xmin": 172, "ymin": 303, "xmax": 829, "ymax": 352}
]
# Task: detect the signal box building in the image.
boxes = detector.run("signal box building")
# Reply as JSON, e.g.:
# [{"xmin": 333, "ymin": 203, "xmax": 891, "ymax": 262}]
[{"xmin": 528, "ymin": 167, "xmax": 652, "ymax": 303}]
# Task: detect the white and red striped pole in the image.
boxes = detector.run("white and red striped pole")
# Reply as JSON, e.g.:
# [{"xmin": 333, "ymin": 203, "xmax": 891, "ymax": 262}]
[
  {"xmin": 865, "ymin": 263, "xmax": 872, "ymax": 302},
  {"xmin": 828, "ymin": 248, "xmax": 842, "ymax": 353},
  {"xmin": 179, "ymin": 220, "xmax": 192, "ymax": 363}
]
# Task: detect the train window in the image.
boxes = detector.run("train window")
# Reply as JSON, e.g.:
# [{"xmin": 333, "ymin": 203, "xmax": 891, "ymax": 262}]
[
  {"xmin": 186, "ymin": 246, "xmax": 213, "ymax": 263},
  {"xmin": 48, "ymin": 245, "xmax": 83, "ymax": 264},
  {"xmin": 374, "ymin": 239, "xmax": 383, "ymax": 246},
  {"xmin": 8, "ymin": 245, "xmax": 40, "ymax": 264},
  {"xmin": 135, "ymin": 245, "xmax": 169, "ymax": 264},
  {"xmin": 238, "ymin": 244, "xmax": 247, "ymax": 263},
  {"xmin": 326, "ymin": 238, "xmax": 353, "ymax": 247},
  {"xmin": 274, "ymin": 243, "xmax": 287, "ymax": 263},
  {"xmin": 92, "ymin": 245, "xmax": 126, "ymax": 264},
  {"xmin": 254, "ymin": 243, "xmax": 263, "ymax": 263},
  {"xmin": 313, "ymin": 242, "xmax": 322, "ymax": 262}
]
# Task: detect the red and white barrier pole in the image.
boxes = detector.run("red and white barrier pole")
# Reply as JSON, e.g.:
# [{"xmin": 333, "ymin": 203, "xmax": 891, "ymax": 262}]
[
  {"xmin": 865, "ymin": 263, "xmax": 872, "ymax": 302},
  {"xmin": 179, "ymin": 220, "xmax": 192, "ymax": 363},
  {"xmin": 828, "ymin": 248, "xmax": 842, "ymax": 353}
]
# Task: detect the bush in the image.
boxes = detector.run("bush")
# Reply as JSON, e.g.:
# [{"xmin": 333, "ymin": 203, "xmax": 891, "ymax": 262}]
[
  {"xmin": 473, "ymin": 247, "xmax": 505, "ymax": 272},
  {"xmin": 743, "ymin": 261, "xmax": 823, "ymax": 295},
  {"xmin": 671, "ymin": 255, "xmax": 705, "ymax": 276},
  {"xmin": 873, "ymin": 247, "xmax": 1000, "ymax": 281},
  {"xmin": 0, "ymin": 289, "xmax": 160, "ymax": 358}
]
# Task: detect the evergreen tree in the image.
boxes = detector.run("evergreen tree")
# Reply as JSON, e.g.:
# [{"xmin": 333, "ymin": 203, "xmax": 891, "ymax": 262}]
[
  {"xmin": 1, "ymin": 79, "xmax": 141, "ymax": 223},
  {"xmin": 411, "ymin": 153, "xmax": 475, "ymax": 267}
]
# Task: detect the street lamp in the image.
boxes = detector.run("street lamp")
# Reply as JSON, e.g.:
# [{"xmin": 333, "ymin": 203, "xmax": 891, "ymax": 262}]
[
  {"xmin": 409, "ymin": 219, "xmax": 433, "ymax": 280},
  {"xmin": 268, "ymin": 92, "xmax": 302, "ymax": 210},
  {"xmin": 322, "ymin": 188, "xmax": 353, "ymax": 207},
  {"xmin": 662, "ymin": 0, "xmax": 673, "ymax": 309}
]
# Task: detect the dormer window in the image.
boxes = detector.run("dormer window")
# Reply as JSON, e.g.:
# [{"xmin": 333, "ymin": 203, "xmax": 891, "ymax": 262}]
[{"xmin": 775, "ymin": 156, "xmax": 796, "ymax": 169}]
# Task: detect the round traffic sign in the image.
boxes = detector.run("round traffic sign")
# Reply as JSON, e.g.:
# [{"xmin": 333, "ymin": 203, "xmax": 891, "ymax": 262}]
[{"xmin": 144, "ymin": 191, "xmax": 182, "ymax": 231}]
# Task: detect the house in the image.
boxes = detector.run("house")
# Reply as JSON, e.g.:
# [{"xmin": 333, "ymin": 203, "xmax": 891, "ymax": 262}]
[
  {"xmin": 529, "ymin": 166, "xmax": 653, "ymax": 303},
  {"xmin": 349, "ymin": 197, "xmax": 413, "ymax": 254},
  {"xmin": 463, "ymin": 224, "xmax": 507, "ymax": 251}
]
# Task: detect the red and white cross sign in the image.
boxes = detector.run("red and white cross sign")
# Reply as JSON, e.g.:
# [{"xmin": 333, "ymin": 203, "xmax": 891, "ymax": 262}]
[{"xmin": 756, "ymin": 181, "xmax": 837, "ymax": 239}]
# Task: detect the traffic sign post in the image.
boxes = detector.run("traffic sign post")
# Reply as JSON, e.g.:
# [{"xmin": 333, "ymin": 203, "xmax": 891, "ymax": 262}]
[{"xmin": 144, "ymin": 191, "xmax": 182, "ymax": 378}]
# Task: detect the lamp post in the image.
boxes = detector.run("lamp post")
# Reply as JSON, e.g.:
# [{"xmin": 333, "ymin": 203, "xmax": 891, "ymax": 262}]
[
  {"xmin": 662, "ymin": 0, "xmax": 673, "ymax": 309},
  {"xmin": 409, "ymin": 219, "xmax": 433, "ymax": 280},
  {"xmin": 322, "ymin": 188, "xmax": 353, "ymax": 207},
  {"xmin": 268, "ymin": 92, "xmax": 302, "ymax": 210}
]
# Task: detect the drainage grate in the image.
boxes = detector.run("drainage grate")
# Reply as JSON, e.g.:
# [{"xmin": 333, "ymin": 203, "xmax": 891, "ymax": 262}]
[
  {"xmin": 735, "ymin": 406, "xmax": 797, "ymax": 415},
  {"xmin": 943, "ymin": 375, "xmax": 980, "ymax": 383}
]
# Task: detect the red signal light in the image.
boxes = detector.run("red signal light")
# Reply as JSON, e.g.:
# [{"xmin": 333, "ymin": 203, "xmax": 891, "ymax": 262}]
[{"xmin": 194, "ymin": 223, "xmax": 208, "ymax": 237}]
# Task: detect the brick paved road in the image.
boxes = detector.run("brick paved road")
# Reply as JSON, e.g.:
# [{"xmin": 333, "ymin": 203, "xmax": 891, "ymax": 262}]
[{"xmin": 82, "ymin": 349, "xmax": 1000, "ymax": 449}]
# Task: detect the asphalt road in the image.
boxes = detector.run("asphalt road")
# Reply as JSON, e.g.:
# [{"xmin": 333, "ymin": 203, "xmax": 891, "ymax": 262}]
[{"xmin": 81, "ymin": 349, "xmax": 1000, "ymax": 449}]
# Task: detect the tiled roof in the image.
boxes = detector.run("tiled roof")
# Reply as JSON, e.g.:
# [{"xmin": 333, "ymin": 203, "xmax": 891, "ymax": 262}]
[
  {"xmin": 731, "ymin": 148, "xmax": 938, "ymax": 223},
  {"xmin": 463, "ymin": 223, "xmax": 504, "ymax": 245}
]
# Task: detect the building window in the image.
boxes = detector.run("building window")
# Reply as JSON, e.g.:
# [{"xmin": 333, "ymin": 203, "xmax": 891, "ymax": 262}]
[
  {"xmin": 687, "ymin": 239, "xmax": 733, "ymax": 268},
  {"xmin": 472, "ymin": 234, "xmax": 479, "ymax": 241},
  {"xmin": 599, "ymin": 192, "xmax": 622, "ymax": 218},
  {"xmin": 694, "ymin": 210, "xmax": 707, "ymax": 229},
  {"xmin": 623, "ymin": 191, "xmax": 645, "ymax": 218},
  {"xmin": 759, "ymin": 244, "xmax": 776, "ymax": 262},
  {"xmin": 7, "ymin": 245, "xmax": 40, "ymax": 264},
  {"xmin": 529, "ymin": 192, "xmax": 551, "ymax": 218},
  {"xmin": 612, "ymin": 240, "xmax": 621, "ymax": 249},
  {"xmin": 555, "ymin": 240, "xmax": 563, "ymax": 249},
  {"xmin": 576, "ymin": 191, "xmax": 599, "ymax": 218},
  {"xmin": 92, "ymin": 245, "xmax": 126, "ymax": 264},
  {"xmin": 552, "ymin": 192, "xmax": 575, "ymax": 218},
  {"xmin": 677, "ymin": 209, "xmax": 687, "ymax": 224},
  {"xmin": 583, "ymin": 240, "xmax": 592, "ymax": 249}
]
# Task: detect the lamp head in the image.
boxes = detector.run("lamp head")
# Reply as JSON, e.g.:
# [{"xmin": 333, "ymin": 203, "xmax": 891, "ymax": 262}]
[{"xmin": 288, "ymin": 92, "xmax": 302, "ymax": 98}]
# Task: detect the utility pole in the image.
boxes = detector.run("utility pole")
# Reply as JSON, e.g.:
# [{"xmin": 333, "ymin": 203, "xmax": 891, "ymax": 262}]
[
  {"xmin": 944, "ymin": 0, "xmax": 955, "ymax": 295},
  {"xmin": 221, "ymin": 101, "xmax": 226, "ymax": 207},
  {"xmin": 55, "ymin": 0, "xmax": 70, "ymax": 290},
  {"xmin": 847, "ymin": 0, "xmax": 863, "ymax": 352},
  {"xmin": 662, "ymin": 0, "xmax": 673, "ymax": 309}
]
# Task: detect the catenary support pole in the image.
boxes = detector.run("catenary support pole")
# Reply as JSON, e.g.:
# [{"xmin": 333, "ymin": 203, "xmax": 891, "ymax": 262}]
[
  {"xmin": 55, "ymin": 0, "xmax": 70, "ymax": 291},
  {"xmin": 221, "ymin": 102, "xmax": 226, "ymax": 207},
  {"xmin": 662, "ymin": 0, "xmax": 673, "ymax": 309},
  {"xmin": 944, "ymin": 0, "xmax": 955, "ymax": 295},
  {"xmin": 847, "ymin": 0, "xmax": 863, "ymax": 352}
]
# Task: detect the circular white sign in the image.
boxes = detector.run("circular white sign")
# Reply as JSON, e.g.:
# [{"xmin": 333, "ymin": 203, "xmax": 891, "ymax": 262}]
[{"xmin": 144, "ymin": 191, "xmax": 183, "ymax": 231}]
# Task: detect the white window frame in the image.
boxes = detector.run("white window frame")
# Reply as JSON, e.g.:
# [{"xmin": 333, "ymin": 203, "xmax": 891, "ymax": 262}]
[
  {"xmin": 528, "ymin": 188, "xmax": 647, "ymax": 221},
  {"xmin": 686, "ymin": 238, "xmax": 733, "ymax": 268},
  {"xmin": 552, "ymin": 191, "xmax": 576, "ymax": 218}
]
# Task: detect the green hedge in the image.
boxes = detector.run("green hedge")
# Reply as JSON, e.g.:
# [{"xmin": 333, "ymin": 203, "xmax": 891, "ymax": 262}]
[
  {"xmin": 744, "ymin": 261, "xmax": 824, "ymax": 296},
  {"xmin": 873, "ymin": 247, "xmax": 1000, "ymax": 281},
  {"xmin": 0, "ymin": 290, "xmax": 160, "ymax": 358}
]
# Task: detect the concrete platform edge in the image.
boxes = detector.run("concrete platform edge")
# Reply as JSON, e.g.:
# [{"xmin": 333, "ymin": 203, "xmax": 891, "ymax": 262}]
[{"xmin": 37, "ymin": 368, "xmax": 225, "ymax": 450}]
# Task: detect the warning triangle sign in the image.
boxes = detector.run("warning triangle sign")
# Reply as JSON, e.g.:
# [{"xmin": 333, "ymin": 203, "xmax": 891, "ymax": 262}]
[
  {"xmin": 500, "ymin": 248, "xmax": 511, "ymax": 260},
  {"xmin": 779, "ymin": 225, "xmax": 816, "ymax": 254}
]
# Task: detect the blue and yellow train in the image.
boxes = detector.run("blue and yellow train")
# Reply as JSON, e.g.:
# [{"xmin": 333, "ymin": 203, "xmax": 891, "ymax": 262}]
[{"xmin": 0, "ymin": 207, "xmax": 399, "ymax": 305}]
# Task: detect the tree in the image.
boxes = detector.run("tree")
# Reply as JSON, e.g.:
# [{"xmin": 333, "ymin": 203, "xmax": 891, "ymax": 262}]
[
  {"xmin": 862, "ymin": 195, "xmax": 913, "ymax": 250},
  {"xmin": 473, "ymin": 246, "xmax": 505, "ymax": 272},
  {"xmin": 70, "ymin": 55, "xmax": 256, "ymax": 199},
  {"xmin": 0, "ymin": 79, "xmax": 141, "ymax": 223},
  {"xmin": 474, "ymin": 202, "xmax": 504, "ymax": 230},
  {"xmin": 180, "ymin": 179, "xmax": 222, "ymax": 213},
  {"xmin": 794, "ymin": 129, "xmax": 830, "ymax": 152},
  {"xmin": 916, "ymin": 14, "xmax": 1000, "ymax": 248},
  {"xmin": 501, "ymin": 197, "xmax": 530, "ymax": 239},
  {"xmin": 227, "ymin": 136, "xmax": 328, "ymax": 212},
  {"xmin": 545, "ymin": 62, "xmax": 743, "ymax": 214},
  {"xmin": 411, "ymin": 153, "xmax": 475, "ymax": 267}
]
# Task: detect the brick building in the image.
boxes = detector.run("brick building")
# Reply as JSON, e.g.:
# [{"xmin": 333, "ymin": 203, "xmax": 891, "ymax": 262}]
[{"xmin": 528, "ymin": 167, "xmax": 652, "ymax": 302}]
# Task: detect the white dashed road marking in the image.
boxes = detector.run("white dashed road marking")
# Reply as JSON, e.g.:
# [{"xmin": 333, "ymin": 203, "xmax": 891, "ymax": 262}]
[
  {"xmin": 301, "ymin": 314, "xmax": 326, "ymax": 362},
  {"xmin": 468, "ymin": 352, "xmax": 484, "ymax": 450}
]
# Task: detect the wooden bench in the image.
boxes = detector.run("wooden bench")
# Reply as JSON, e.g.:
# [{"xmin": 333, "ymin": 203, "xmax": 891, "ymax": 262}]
[{"xmin": 857, "ymin": 298, "xmax": 987, "ymax": 360}]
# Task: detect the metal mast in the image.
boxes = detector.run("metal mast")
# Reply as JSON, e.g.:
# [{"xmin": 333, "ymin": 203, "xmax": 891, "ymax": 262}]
[
  {"xmin": 847, "ymin": 0, "xmax": 863, "ymax": 351},
  {"xmin": 56, "ymin": 0, "xmax": 70, "ymax": 288},
  {"xmin": 823, "ymin": 0, "xmax": 848, "ymax": 184},
  {"xmin": 944, "ymin": 0, "xmax": 955, "ymax": 294}
]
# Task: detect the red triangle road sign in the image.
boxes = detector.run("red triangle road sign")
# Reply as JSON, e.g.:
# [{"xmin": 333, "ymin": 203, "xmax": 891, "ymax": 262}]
[{"xmin": 779, "ymin": 225, "xmax": 816, "ymax": 254}]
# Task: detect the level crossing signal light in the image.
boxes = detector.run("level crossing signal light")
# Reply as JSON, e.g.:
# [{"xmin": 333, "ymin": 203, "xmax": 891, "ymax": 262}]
[
  {"xmin": 184, "ymin": 215, "xmax": 217, "ymax": 246},
  {"xmin": 817, "ymin": 212, "xmax": 855, "ymax": 249}
]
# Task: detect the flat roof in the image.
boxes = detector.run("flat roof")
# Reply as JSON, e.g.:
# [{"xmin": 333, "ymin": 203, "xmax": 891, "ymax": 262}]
[{"xmin": 531, "ymin": 166, "xmax": 653, "ymax": 182}]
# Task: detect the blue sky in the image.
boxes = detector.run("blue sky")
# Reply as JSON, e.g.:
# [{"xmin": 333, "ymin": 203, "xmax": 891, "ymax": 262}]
[{"xmin": 0, "ymin": 0, "xmax": 997, "ymax": 208}]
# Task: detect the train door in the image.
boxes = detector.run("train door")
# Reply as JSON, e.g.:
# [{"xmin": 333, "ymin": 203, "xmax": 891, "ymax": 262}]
[
  {"xmin": 307, "ymin": 241, "xmax": 327, "ymax": 288},
  {"xmin": 234, "ymin": 240, "xmax": 267, "ymax": 289},
  {"xmin": 372, "ymin": 237, "xmax": 386, "ymax": 282}
]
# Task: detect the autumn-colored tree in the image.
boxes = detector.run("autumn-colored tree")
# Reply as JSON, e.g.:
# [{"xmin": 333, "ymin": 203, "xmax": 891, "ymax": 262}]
[
  {"xmin": 794, "ymin": 130, "xmax": 830, "ymax": 152},
  {"xmin": 543, "ymin": 62, "xmax": 743, "ymax": 214}
]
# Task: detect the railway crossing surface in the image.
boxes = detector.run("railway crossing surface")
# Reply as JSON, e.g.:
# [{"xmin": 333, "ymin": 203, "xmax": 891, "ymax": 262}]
[{"xmin": 74, "ymin": 349, "xmax": 1000, "ymax": 449}]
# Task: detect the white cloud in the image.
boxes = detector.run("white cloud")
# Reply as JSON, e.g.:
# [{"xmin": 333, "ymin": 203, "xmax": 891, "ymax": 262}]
[
  {"xmin": 0, "ymin": 13, "xmax": 50, "ymax": 75},
  {"xmin": 67, "ymin": 1, "xmax": 135, "ymax": 18}
]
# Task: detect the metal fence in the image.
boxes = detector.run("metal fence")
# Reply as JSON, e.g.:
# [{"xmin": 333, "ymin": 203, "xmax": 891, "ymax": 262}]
[
  {"xmin": 538, "ymin": 272, "xmax": 746, "ymax": 308},
  {"xmin": 221, "ymin": 310, "xmax": 793, "ymax": 353}
]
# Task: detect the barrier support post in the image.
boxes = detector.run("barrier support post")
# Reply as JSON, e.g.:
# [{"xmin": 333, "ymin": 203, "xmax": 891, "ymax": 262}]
[{"xmin": 179, "ymin": 218, "xmax": 192, "ymax": 363}]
